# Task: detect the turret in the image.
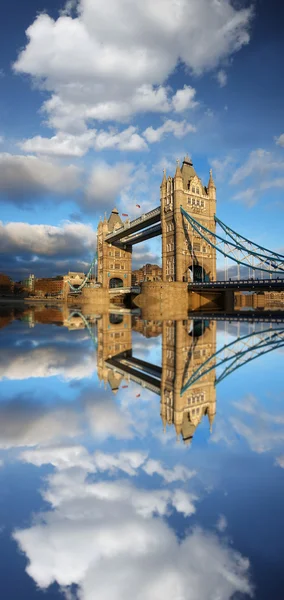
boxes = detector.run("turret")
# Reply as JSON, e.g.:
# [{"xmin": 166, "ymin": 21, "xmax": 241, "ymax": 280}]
[
  {"xmin": 174, "ymin": 159, "xmax": 183, "ymax": 190},
  {"xmin": 161, "ymin": 168, "xmax": 167, "ymax": 191},
  {"xmin": 208, "ymin": 168, "xmax": 216, "ymax": 201}
]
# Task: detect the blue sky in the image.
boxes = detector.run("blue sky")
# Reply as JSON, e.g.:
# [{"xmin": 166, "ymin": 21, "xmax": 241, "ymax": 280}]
[{"xmin": 0, "ymin": 0, "xmax": 284, "ymax": 280}]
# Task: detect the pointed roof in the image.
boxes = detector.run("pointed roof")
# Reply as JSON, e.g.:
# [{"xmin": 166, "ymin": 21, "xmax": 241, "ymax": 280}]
[
  {"xmin": 108, "ymin": 208, "xmax": 123, "ymax": 232},
  {"xmin": 174, "ymin": 159, "xmax": 182, "ymax": 178},
  {"xmin": 181, "ymin": 155, "xmax": 197, "ymax": 187},
  {"xmin": 107, "ymin": 370, "xmax": 123, "ymax": 394},
  {"xmin": 181, "ymin": 420, "xmax": 196, "ymax": 445},
  {"xmin": 208, "ymin": 168, "xmax": 216, "ymax": 188}
]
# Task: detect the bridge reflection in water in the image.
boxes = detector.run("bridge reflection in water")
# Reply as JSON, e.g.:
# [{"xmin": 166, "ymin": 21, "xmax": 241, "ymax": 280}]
[{"xmin": 64, "ymin": 310, "xmax": 284, "ymax": 446}]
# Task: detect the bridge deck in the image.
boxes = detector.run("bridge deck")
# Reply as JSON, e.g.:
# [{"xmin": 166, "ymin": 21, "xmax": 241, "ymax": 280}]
[
  {"xmin": 106, "ymin": 357, "xmax": 161, "ymax": 395},
  {"xmin": 189, "ymin": 279, "xmax": 284, "ymax": 292},
  {"xmin": 105, "ymin": 207, "xmax": 161, "ymax": 244}
]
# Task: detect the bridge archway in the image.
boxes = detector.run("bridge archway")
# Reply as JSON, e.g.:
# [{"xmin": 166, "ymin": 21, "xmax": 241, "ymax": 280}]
[
  {"xmin": 109, "ymin": 277, "xmax": 123, "ymax": 289},
  {"xmin": 187, "ymin": 265, "xmax": 210, "ymax": 283},
  {"xmin": 109, "ymin": 314, "xmax": 124, "ymax": 325}
]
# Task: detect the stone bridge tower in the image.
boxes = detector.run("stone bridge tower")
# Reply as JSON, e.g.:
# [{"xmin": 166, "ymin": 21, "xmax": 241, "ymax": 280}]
[
  {"xmin": 161, "ymin": 156, "xmax": 216, "ymax": 283},
  {"xmin": 97, "ymin": 208, "xmax": 132, "ymax": 289},
  {"xmin": 160, "ymin": 318, "xmax": 216, "ymax": 445},
  {"xmin": 97, "ymin": 312, "xmax": 132, "ymax": 392}
]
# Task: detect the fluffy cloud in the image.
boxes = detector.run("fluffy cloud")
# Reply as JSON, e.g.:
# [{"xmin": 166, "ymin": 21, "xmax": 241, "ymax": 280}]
[
  {"xmin": 0, "ymin": 152, "xmax": 81, "ymax": 204},
  {"xmin": 230, "ymin": 395, "xmax": 284, "ymax": 454},
  {"xmin": 19, "ymin": 127, "xmax": 147, "ymax": 157},
  {"xmin": 0, "ymin": 398, "xmax": 80, "ymax": 449},
  {"xmin": 275, "ymin": 133, "xmax": 284, "ymax": 147},
  {"xmin": 83, "ymin": 395, "xmax": 134, "ymax": 441},
  {"xmin": 216, "ymin": 514, "xmax": 228, "ymax": 533},
  {"xmin": 13, "ymin": 466, "xmax": 253, "ymax": 599},
  {"xmin": 83, "ymin": 161, "xmax": 134, "ymax": 213},
  {"xmin": 216, "ymin": 69, "xmax": 228, "ymax": 87},
  {"xmin": 20, "ymin": 446, "xmax": 196, "ymax": 484},
  {"xmin": 230, "ymin": 149, "xmax": 284, "ymax": 205},
  {"xmin": 0, "ymin": 220, "xmax": 96, "ymax": 258},
  {"xmin": 93, "ymin": 127, "xmax": 147, "ymax": 151},
  {"xmin": 275, "ymin": 456, "xmax": 284, "ymax": 468},
  {"xmin": 143, "ymin": 458, "xmax": 195, "ymax": 483},
  {"xmin": 143, "ymin": 119, "xmax": 196, "ymax": 143},
  {"xmin": 230, "ymin": 149, "xmax": 284, "ymax": 186},
  {"xmin": 0, "ymin": 344, "xmax": 96, "ymax": 382},
  {"xmin": 171, "ymin": 85, "xmax": 198, "ymax": 112},
  {"xmin": 0, "ymin": 218, "xmax": 98, "ymax": 278},
  {"xmin": 19, "ymin": 131, "xmax": 96, "ymax": 157},
  {"xmin": 20, "ymin": 446, "xmax": 147, "ymax": 475},
  {"xmin": 13, "ymin": 1, "xmax": 253, "ymax": 132}
]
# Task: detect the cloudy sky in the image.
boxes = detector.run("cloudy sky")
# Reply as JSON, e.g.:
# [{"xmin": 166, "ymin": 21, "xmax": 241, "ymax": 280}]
[{"xmin": 1, "ymin": 0, "xmax": 284, "ymax": 279}]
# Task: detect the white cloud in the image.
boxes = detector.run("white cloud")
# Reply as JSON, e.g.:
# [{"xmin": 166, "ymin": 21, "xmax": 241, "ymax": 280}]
[
  {"xmin": 20, "ymin": 445, "xmax": 94, "ymax": 471},
  {"xmin": 230, "ymin": 149, "xmax": 284, "ymax": 186},
  {"xmin": 93, "ymin": 450, "xmax": 147, "ymax": 475},
  {"xmin": 0, "ymin": 152, "xmax": 81, "ymax": 203},
  {"xmin": 0, "ymin": 220, "xmax": 96, "ymax": 257},
  {"xmin": 211, "ymin": 155, "xmax": 234, "ymax": 181},
  {"xmin": 84, "ymin": 396, "xmax": 134, "ymax": 441},
  {"xmin": 19, "ymin": 127, "xmax": 148, "ymax": 157},
  {"xmin": 0, "ymin": 401, "xmax": 80, "ymax": 449},
  {"xmin": 172, "ymin": 85, "xmax": 198, "ymax": 112},
  {"xmin": 143, "ymin": 458, "xmax": 196, "ymax": 483},
  {"xmin": 13, "ymin": 466, "xmax": 253, "ymax": 599},
  {"xmin": 20, "ymin": 446, "xmax": 148, "ymax": 475},
  {"xmin": 19, "ymin": 131, "xmax": 96, "ymax": 157},
  {"xmin": 275, "ymin": 456, "xmax": 284, "ymax": 468},
  {"xmin": 216, "ymin": 514, "xmax": 228, "ymax": 533},
  {"xmin": 275, "ymin": 133, "xmax": 284, "ymax": 147},
  {"xmin": 232, "ymin": 187, "xmax": 257, "ymax": 207},
  {"xmin": 0, "ymin": 345, "xmax": 96, "ymax": 382},
  {"xmin": 13, "ymin": 1, "xmax": 253, "ymax": 132},
  {"xmin": 216, "ymin": 69, "xmax": 228, "ymax": 87},
  {"xmin": 93, "ymin": 127, "xmax": 147, "ymax": 151},
  {"xmin": 83, "ymin": 161, "xmax": 134, "ymax": 213},
  {"xmin": 143, "ymin": 119, "xmax": 196, "ymax": 143},
  {"xmin": 230, "ymin": 395, "xmax": 284, "ymax": 454}
]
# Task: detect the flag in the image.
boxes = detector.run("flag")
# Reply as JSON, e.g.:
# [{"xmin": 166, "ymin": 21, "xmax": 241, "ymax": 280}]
[
  {"xmin": 136, "ymin": 393, "xmax": 141, "ymax": 398},
  {"xmin": 136, "ymin": 204, "xmax": 141, "ymax": 208},
  {"xmin": 122, "ymin": 213, "xmax": 128, "ymax": 217}
]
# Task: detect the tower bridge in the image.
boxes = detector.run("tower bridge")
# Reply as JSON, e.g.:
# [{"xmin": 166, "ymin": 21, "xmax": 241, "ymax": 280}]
[{"xmin": 67, "ymin": 154, "xmax": 284, "ymax": 312}]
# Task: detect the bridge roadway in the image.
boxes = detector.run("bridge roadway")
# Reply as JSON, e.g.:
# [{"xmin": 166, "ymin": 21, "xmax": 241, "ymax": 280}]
[
  {"xmin": 188, "ymin": 311, "xmax": 284, "ymax": 323},
  {"xmin": 105, "ymin": 354, "xmax": 161, "ymax": 395},
  {"xmin": 105, "ymin": 207, "xmax": 161, "ymax": 244},
  {"xmin": 189, "ymin": 278, "xmax": 284, "ymax": 292}
]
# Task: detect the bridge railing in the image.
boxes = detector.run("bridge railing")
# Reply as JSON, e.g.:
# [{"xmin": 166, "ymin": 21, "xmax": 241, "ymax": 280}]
[
  {"xmin": 189, "ymin": 278, "xmax": 284, "ymax": 286},
  {"xmin": 105, "ymin": 207, "xmax": 161, "ymax": 240}
]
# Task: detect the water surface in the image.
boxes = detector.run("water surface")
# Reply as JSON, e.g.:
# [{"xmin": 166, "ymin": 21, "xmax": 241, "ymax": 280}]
[{"xmin": 1, "ymin": 305, "xmax": 284, "ymax": 600}]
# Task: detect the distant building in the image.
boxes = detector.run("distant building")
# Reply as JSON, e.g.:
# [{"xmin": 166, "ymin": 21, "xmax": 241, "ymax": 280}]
[
  {"xmin": 34, "ymin": 277, "xmax": 64, "ymax": 296},
  {"xmin": 235, "ymin": 291, "xmax": 284, "ymax": 309},
  {"xmin": 0, "ymin": 273, "xmax": 13, "ymax": 295},
  {"xmin": 21, "ymin": 274, "xmax": 35, "ymax": 292},
  {"xmin": 132, "ymin": 263, "xmax": 162, "ymax": 285}
]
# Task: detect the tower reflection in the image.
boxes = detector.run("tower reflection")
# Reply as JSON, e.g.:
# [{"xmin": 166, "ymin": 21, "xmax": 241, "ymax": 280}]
[{"xmin": 96, "ymin": 312, "xmax": 216, "ymax": 445}]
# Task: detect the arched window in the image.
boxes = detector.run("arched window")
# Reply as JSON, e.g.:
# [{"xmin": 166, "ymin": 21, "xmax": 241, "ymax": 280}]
[
  {"xmin": 196, "ymin": 187, "xmax": 200, "ymax": 195},
  {"xmin": 192, "ymin": 186, "xmax": 195, "ymax": 193}
]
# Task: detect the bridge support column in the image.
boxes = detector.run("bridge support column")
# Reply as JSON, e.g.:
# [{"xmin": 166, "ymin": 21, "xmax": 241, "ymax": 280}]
[
  {"xmin": 134, "ymin": 281, "xmax": 188, "ymax": 319},
  {"xmin": 224, "ymin": 290, "xmax": 235, "ymax": 312}
]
